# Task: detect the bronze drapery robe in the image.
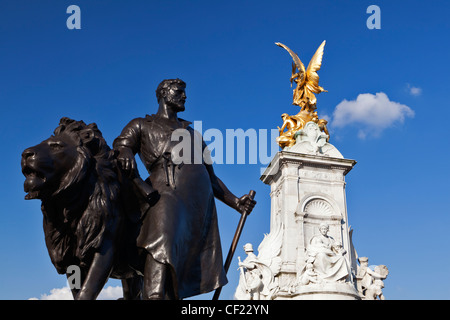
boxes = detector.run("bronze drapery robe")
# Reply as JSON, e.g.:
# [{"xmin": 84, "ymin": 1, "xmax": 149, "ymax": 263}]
[{"xmin": 113, "ymin": 114, "xmax": 227, "ymax": 299}]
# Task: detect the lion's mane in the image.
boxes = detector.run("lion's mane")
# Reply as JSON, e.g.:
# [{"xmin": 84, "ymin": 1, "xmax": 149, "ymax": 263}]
[{"xmin": 43, "ymin": 117, "xmax": 121, "ymax": 274}]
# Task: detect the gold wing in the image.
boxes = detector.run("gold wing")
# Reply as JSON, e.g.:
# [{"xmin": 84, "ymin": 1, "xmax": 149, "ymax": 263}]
[
  {"xmin": 275, "ymin": 42, "xmax": 305, "ymax": 85},
  {"xmin": 305, "ymin": 40, "xmax": 327, "ymax": 94}
]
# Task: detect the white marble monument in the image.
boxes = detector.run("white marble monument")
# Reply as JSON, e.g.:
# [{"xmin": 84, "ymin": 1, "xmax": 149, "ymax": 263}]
[{"xmin": 234, "ymin": 122, "xmax": 388, "ymax": 300}]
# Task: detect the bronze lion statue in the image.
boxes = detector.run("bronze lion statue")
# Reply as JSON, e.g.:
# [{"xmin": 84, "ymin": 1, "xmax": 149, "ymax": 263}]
[{"xmin": 21, "ymin": 117, "xmax": 145, "ymax": 300}]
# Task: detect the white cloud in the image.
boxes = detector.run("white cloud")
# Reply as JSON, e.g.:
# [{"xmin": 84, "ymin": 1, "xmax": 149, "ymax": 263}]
[
  {"xmin": 29, "ymin": 285, "xmax": 123, "ymax": 300},
  {"xmin": 29, "ymin": 286, "xmax": 72, "ymax": 300},
  {"xmin": 331, "ymin": 92, "xmax": 414, "ymax": 138},
  {"xmin": 97, "ymin": 286, "xmax": 123, "ymax": 300},
  {"xmin": 409, "ymin": 87, "xmax": 422, "ymax": 96},
  {"xmin": 407, "ymin": 84, "xmax": 422, "ymax": 96}
]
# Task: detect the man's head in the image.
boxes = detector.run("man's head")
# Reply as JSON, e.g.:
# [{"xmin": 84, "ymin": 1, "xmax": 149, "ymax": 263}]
[{"xmin": 156, "ymin": 78, "xmax": 187, "ymax": 112}]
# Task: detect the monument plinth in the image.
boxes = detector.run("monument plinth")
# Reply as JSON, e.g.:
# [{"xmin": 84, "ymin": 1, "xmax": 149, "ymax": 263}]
[
  {"xmin": 259, "ymin": 127, "xmax": 360, "ymax": 300},
  {"xmin": 234, "ymin": 41, "xmax": 388, "ymax": 300}
]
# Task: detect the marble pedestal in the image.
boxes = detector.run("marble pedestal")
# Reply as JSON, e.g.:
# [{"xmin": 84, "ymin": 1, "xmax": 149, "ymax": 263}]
[
  {"xmin": 260, "ymin": 149, "xmax": 360, "ymax": 300},
  {"xmin": 234, "ymin": 122, "xmax": 364, "ymax": 300}
]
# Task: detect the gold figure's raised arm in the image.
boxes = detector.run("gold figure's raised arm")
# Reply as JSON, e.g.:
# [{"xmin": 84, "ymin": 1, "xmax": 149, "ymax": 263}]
[{"xmin": 290, "ymin": 62, "xmax": 296, "ymax": 87}]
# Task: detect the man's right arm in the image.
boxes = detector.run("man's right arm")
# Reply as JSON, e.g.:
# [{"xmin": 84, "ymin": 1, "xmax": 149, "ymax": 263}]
[{"xmin": 113, "ymin": 118, "xmax": 142, "ymax": 176}]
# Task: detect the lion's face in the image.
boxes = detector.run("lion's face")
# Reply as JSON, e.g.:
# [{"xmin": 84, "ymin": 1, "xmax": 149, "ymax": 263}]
[{"xmin": 21, "ymin": 132, "xmax": 80, "ymax": 200}]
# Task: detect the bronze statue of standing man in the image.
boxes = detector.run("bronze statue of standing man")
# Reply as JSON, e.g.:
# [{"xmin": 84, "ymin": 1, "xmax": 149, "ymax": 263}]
[{"xmin": 113, "ymin": 79, "xmax": 256, "ymax": 300}]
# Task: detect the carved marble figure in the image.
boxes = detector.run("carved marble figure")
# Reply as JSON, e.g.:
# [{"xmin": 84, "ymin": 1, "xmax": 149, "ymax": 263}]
[
  {"xmin": 356, "ymin": 257, "xmax": 389, "ymax": 300},
  {"xmin": 234, "ymin": 220, "xmax": 283, "ymax": 300},
  {"xmin": 300, "ymin": 223, "xmax": 350, "ymax": 283}
]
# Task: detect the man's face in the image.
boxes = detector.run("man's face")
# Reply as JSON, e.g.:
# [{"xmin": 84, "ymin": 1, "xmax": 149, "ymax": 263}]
[{"xmin": 164, "ymin": 84, "xmax": 187, "ymax": 112}]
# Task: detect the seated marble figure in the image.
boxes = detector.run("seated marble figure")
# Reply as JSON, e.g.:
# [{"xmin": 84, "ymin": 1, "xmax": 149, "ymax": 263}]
[{"xmin": 300, "ymin": 223, "xmax": 350, "ymax": 284}]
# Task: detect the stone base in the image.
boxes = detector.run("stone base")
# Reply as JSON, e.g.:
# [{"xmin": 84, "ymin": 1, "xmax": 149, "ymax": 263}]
[{"xmin": 275, "ymin": 283, "xmax": 361, "ymax": 300}]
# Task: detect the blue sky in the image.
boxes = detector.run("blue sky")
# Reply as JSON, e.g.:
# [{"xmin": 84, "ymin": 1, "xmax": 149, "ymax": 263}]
[{"xmin": 1, "ymin": 0, "xmax": 449, "ymax": 300}]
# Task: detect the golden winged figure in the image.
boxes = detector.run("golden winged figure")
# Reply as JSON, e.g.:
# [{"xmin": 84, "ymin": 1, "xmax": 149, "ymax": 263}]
[
  {"xmin": 275, "ymin": 41, "xmax": 327, "ymax": 108},
  {"xmin": 275, "ymin": 41, "xmax": 330, "ymax": 148}
]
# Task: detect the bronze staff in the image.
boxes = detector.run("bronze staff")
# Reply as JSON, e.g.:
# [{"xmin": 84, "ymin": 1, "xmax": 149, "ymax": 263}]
[{"xmin": 212, "ymin": 190, "xmax": 256, "ymax": 300}]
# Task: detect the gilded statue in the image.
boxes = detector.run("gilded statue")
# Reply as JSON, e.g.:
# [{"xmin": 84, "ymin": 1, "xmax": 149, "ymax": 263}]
[{"xmin": 275, "ymin": 41, "xmax": 330, "ymax": 148}]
